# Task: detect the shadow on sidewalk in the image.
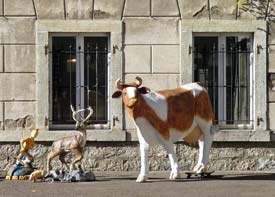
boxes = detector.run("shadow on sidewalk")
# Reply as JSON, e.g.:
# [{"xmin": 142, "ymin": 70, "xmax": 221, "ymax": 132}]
[{"xmin": 218, "ymin": 173, "xmax": 275, "ymax": 181}]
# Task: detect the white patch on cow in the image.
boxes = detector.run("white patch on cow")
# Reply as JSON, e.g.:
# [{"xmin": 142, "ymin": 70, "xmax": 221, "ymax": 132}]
[
  {"xmin": 134, "ymin": 117, "xmax": 165, "ymax": 145},
  {"xmin": 126, "ymin": 87, "xmax": 137, "ymax": 99},
  {"xmin": 141, "ymin": 92, "xmax": 168, "ymax": 122},
  {"xmin": 194, "ymin": 116, "xmax": 212, "ymax": 135},
  {"xmin": 181, "ymin": 83, "xmax": 205, "ymax": 97},
  {"xmin": 169, "ymin": 120, "xmax": 197, "ymax": 143}
]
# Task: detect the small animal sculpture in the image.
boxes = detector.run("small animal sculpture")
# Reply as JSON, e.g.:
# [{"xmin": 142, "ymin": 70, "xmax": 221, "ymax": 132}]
[
  {"xmin": 112, "ymin": 77, "xmax": 216, "ymax": 182},
  {"xmin": 29, "ymin": 170, "xmax": 46, "ymax": 182},
  {"xmin": 47, "ymin": 105, "xmax": 93, "ymax": 172}
]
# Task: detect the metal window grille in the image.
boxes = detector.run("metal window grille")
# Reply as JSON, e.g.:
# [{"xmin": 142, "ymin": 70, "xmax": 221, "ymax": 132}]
[
  {"xmin": 193, "ymin": 38, "xmax": 253, "ymax": 128},
  {"xmin": 49, "ymin": 36, "xmax": 110, "ymax": 126}
]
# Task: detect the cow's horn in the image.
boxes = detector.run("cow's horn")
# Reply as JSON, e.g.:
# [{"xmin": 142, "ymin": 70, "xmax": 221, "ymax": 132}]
[
  {"xmin": 116, "ymin": 78, "xmax": 123, "ymax": 90},
  {"xmin": 135, "ymin": 76, "xmax": 142, "ymax": 87}
]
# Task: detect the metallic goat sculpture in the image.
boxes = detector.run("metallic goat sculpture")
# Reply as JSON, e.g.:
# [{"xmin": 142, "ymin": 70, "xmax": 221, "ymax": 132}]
[{"xmin": 46, "ymin": 105, "xmax": 93, "ymax": 172}]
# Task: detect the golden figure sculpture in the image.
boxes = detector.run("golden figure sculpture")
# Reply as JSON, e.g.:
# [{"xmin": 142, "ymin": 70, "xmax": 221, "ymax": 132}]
[{"xmin": 16, "ymin": 128, "xmax": 39, "ymax": 165}]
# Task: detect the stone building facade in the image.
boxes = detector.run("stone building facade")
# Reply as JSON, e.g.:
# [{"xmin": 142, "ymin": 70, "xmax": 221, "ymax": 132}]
[{"xmin": 1, "ymin": 0, "xmax": 275, "ymax": 172}]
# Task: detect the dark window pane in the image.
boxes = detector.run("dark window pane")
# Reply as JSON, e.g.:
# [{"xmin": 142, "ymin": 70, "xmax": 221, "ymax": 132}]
[
  {"xmin": 194, "ymin": 36, "xmax": 219, "ymax": 120},
  {"xmin": 52, "ymin": 37, "xmax": 76, "ymax": 124},
  {"xmin": 84, "ymin": 37, "xmax": 108, "ymax": 123}
]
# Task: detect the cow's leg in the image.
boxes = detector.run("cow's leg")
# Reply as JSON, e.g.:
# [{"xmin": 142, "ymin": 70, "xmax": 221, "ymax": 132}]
[
  {"xmin": 136, "ymin": 129, "xmax": 149, "ymax": 183},
  {"xmin": 194, "ymin": 121, "xmax": 213, "ymax": 173},
  {"xmin": 163, "ymin": 142, "xmax": 179, "ymax": 180}
]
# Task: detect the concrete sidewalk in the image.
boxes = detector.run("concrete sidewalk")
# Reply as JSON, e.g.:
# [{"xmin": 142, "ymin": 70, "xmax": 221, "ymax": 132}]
[{"xmin": 0, "ymin": 171, "xmax": 275, "ymax": 197}]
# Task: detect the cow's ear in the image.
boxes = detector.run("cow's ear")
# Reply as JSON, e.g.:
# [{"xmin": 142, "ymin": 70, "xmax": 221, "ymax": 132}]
[
  {"xmin": 139, "ymin": 87, "xmax": 151, "ymax": 94},
  {"xmin": 112, "ymin": 91, "xmax": 122, "ymax": 98}
]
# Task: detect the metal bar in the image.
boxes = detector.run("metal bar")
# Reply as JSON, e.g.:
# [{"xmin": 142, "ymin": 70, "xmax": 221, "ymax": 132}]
[
  {"xmin": 237, "ymin": 45, "xmax": 241, "ymax": 120},
  {"xmin": 95, "ymin": 43, "xmax": 99, "ymax": 121},
  {"xmin": 69, "ymin": 44, "xmax": 72, "ymax": 120},
  {"xmin": 230, "ymin": 45, "xmax": 233, "ymax": 124},
  {"xmin": 104, "ymin": 45, "xmax": 108, "ymax": 121},
  {"xmin": 86, "ymin": 45, "xmax": 90, "ymax": 110},
  {"xmin": 212, "ymin": 44, "xmax": 216, "ymax": 120}
]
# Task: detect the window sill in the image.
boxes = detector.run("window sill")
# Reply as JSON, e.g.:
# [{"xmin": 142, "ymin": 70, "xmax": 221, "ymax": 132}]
[
  {"xmin": 0, "ymin": 129, "xmax": 126, "ymax": 142},
  {"xmin": 126, "ymin": 129, "xmax": 271, "ymax": 142},
  {"xmin": 0, "ymin": 129, "xmax": 270, "ymax": 142}
]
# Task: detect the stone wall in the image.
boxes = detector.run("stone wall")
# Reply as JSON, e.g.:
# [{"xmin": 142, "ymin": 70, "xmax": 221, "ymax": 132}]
[{"xmin": 2, "ymin": 142, "xmax": 275, "ymax": 172}]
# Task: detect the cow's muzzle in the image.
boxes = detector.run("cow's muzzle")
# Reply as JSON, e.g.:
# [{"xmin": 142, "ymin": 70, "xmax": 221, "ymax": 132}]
[{"xmin": 127, "ymin": 98, "xmax": 138, "ymax": 108}]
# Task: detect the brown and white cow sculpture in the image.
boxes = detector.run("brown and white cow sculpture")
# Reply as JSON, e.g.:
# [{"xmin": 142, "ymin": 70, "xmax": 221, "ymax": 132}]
[{"xmin": 112, "ymin": 77, "xmax": 217, "ymax": 182}]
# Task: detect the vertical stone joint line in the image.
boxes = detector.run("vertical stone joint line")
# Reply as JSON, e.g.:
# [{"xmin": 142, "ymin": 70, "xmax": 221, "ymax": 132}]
[
  {"xmin": 2, "ymin": 0, "xmax": 4, "ymax": 16},
  {"xmin": 150, "ymin": 0, "xmax": 152, "ymax": 17},
  {"xmin": 207, "ymin": 0, "xmax": 211, "ymax": 20},
  {"xmin": 236, "ymin": 2, "xmax": 239, "ymax": 20},
  {"xmin": 175, "ymin": 0, "xmax": 182, "ymax": 19},
  {"xmin": 32, "ymin": 0, "xmax": 38, "ymax": 19},
  {"xmin": 63, "ymin": 0, "xmax": 67, "ymax": 20},
  {"xmin": 92, "ymin": 0, "xmax": 95, "ymax": 20},
  {"xmin": 121, "ymin": 0, "xmax": 127, "ymax": 20}
]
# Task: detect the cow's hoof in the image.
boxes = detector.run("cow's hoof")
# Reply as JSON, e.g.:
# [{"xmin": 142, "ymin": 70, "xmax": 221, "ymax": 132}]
[
  {"xmin": 193, "ymin": 164, "xmax": 207, "ymax": 174},
  {"xmin": 136, "ymin": 175, "xmax": 148, "ymax": 183},
  {"xmin": 169, "ymin": 171, "xmax": 180, "ymax": 180}
]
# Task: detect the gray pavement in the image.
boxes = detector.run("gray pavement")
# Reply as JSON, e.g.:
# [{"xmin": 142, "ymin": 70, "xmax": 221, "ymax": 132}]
[{"xmin": 0, "ymin": 171, "xmax": 275, "ymax": 197}]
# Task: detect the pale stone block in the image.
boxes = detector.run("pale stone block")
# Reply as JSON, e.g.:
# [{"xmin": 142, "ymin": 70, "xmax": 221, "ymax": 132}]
[
  {"xmin": 5, "ymin": 102, "xmax": 35, "ymax": 120},
  {"xmin": 0, "ymin": 46, "xmax": 3, "ymax": 72},
  {"xmin": 5, "ymin": 45, "xmax": 35, "ymax": 72},
  {"xmin": 0, "ymin": 74, "xmax": 35, "ymax": 100},
  {"xmin": 269, "ymin": 103, "xmax": 275, "ymax": 130},
  {"xmin": 178, "ymin": 0, "xmax": 209, "ymax": 19},
  {"xmin": 124, "ymin": 18, "xmax": 179, "ymax": 44},
  {"xmin": 0, "ymin": 18, "xmax": 35, "ymax": 44},
  {"xmin": 125, "ymin": 74, "xmax": 180, "ymax": 91},
  {"xmin": 34, "ymin": 0, "xmax": 64, "ymax": 19},
  {"xmin": 268, "ymin": 86, "xmax": 275, "ymax": 102},
  {"xmin": 124, "ymin": 0, "xmax": 150, "ymax": 16},
  {"xmin": 210, "ymin": 0, "xmax": 236, "ymax": 20},
  {"xmin": 4, "ymin": 0, "xmax": 35, "ymax": 15},
  {"xmin": 269, "ymin": 23, "xmax": 275, "ymax": 44},
  {"xmin": 269, "ymin": 46, "xmax": 275, "ymax": 73},
  {"xmin": 152, "ymin": 0, "xmax": 179, "ymax": 16},
  {"xmin": 152, "ymin": 45, "xmax": 179, "ymax": 73},
  {"xmin": 94, "ymin": 0, "xmax": 124, "ymax": 19},
  {"xmin": 124, "ymin": 45, "xmax": 151, "ymax": 73},
  {"xmin": 65, "ymin": 0, "xmax": 93, "ymax": 19}
]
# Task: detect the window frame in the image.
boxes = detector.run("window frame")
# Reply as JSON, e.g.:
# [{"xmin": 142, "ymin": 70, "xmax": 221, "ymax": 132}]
[
  {"xmin": 49, "ymin": 33, "xmax": 111, "ymax": 130},
  {"xmin": 181, "ymin": 20, "xmax": 270, "ymax": 141},
  {"xmin": 193, "ymin": 33, "xmax": 254, "ymax": 129},
  {"xmin": 36, "ymin": 20, "xmax": 125, "ymax": 141}
]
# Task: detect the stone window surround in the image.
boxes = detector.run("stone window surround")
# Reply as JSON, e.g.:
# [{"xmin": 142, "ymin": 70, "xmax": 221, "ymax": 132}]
[
  {"xmin": 34, "ymin": 20, "xmax": 125, "ymax": 142},
  {"xmin": 181, "ymin": 20, "xmax": 270, "ymax": 142}
]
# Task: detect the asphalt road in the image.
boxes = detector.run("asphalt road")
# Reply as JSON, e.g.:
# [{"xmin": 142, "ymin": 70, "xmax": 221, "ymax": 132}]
[{"xmin": 1, "ymin": 171, "xmax": 275, "ymax": 197}]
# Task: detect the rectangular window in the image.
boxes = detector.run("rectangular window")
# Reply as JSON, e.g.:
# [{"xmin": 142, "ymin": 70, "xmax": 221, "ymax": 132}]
[
  {"xmin": 193, "ymin": 34, "xmax": 253, "ymax": 128},
  {"xmin": 49, "ymin": 33, "xmax": 110, "ymax": 128}
]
